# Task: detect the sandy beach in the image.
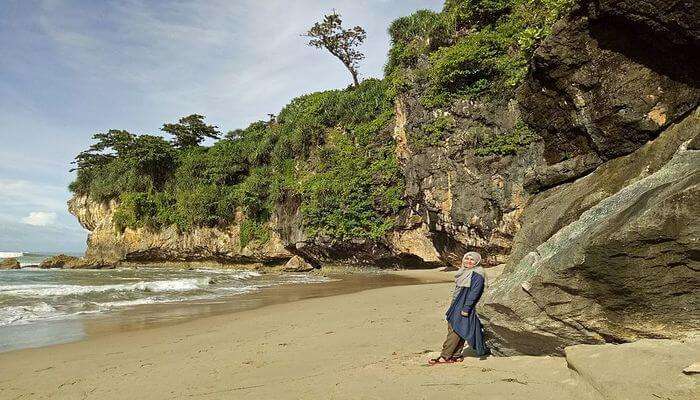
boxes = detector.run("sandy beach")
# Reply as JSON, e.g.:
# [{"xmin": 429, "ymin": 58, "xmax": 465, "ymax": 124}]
[{"xmin": 0, "ymin": 268, "xmax": 604, "ymax": 400}]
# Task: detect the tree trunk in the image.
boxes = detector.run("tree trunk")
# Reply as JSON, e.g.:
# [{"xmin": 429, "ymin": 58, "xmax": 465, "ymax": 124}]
[{"xmin": 350, "ymin": 68, "xmax": 359, "ymax": 87}]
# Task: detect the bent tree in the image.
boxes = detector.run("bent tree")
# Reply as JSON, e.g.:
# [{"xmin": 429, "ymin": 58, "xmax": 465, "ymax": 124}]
[{"xmin": 305, "ymin": 11, "xmax": 366, "ymax": 87}]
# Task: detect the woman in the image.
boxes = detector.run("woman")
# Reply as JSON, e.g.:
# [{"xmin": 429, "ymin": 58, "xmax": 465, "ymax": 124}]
[{"xmin": 429, "ymin": 251, "xmax": 489, "ymax": 365}]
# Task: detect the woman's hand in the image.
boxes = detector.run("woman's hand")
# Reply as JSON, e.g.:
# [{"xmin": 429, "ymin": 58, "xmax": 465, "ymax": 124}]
[{"xmin": 460, "ymin": 310, "xmax": 469, "ymax": 317}]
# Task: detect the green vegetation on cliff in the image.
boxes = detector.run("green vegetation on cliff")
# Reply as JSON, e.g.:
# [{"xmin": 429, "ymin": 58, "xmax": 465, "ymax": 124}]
[
  {"xmin": 384, "ymin": 0, "xmax": 574, "ymax": 154},
  {"xmin": 71, "ymin": 79, "xmax": 403, "ymax": 243},
  {"xmin": 70, "ymin": 0, "xmax": 576, "ymax": 240},
  {"xmin": 387, "ymin": 0, "xmax": 575, "ymax": 98}
]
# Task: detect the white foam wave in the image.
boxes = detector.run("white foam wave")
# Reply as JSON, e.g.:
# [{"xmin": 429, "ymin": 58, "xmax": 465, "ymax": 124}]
[
  {"xmin": 0, "ymin": 252, "xmax": 23, "ymax": 259},
  {"xmin": 0, "ymin": 277, "xmax": 213, "ymax": 297},
  {"xmin": 193, "ymin": 269, "xmax": 261, "ymax": 279},
  {"xmin": 0, "ymin": 302, "xmax": 58, "ymax": 326},
  {"xmin": 98, "ymin": 297, "xmax": 166, "ymax": 308}
]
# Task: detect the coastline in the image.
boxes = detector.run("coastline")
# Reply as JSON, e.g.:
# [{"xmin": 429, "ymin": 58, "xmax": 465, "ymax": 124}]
[
  {"xmin": 1, "ymin": 267, "xmax": 695, "ymax": 399},
  {"xmin": 0, "ymin": 268, "xmax": 421, "ymax": 353},
  {"xmin": 0, "ymin": 268, "xmax": 598, "ymax": 400}
]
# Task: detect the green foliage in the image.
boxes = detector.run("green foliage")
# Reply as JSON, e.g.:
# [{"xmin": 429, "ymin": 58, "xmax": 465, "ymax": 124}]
[
  {"xmin": 410, "ymin": 113, "xmax": 456, "ymax": 149},
  {"xmin": 427, "ymin": 32, "xmax": 497, "ymax": 97},
  {"xmin": 443, "ymin": 0, "xmax": 513, "ymax": 31},
  {"xmin": 385, "ymin": 9, "xmax": 451, "ymax": 75},
  {"xmin": 70, "ymin": 131, "xmax": 175, "ymax": 199},
  {"xmin": 473, "ymin": 120, "xmax": 539, "ymax": 156},
  {"xmin": 386, "ymin": 0, "xmax": 577, "ymax": 102},
  {"xmin": 239, "ymin": 219, "xmax": 270, "ymax": 249},
  {"xmin": 300, "ymin": 128, "xmax": 404, "ymax": 240},
  {"xmin": 162, "ymin": 114, "xmax": 220, "ymax": 148},
  {"xmin": 112, "ymin": 192, "xmax": 157, "ymax": 232},
  {"xmin": 71, "ymin": 79, "xmax": 403, "ymax": 243}
]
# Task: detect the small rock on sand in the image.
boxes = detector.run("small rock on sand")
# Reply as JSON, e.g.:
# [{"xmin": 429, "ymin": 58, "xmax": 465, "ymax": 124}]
[{"xmin": 282, "ymin": 255, "xmax": 315, "ymax": 272}]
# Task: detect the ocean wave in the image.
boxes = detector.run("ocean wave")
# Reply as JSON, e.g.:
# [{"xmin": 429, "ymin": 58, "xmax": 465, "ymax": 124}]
[
  {"xmin": 96, "ymin": 288, "xmax": 257, "ymax": 308},
  {"xmin": 192, "ymin": 269, "xmax": 261, "ymax": 278},
  {"xmin": 0, "ymin": 252, "xmax": 23, "ymax": 259},
  {"xmin": 0, "ymin": 277, "xmax": 213, "ymax": 297},
  {"xmin": 0, "ymin": 302, "xmax": 58, "ymax": 326}
]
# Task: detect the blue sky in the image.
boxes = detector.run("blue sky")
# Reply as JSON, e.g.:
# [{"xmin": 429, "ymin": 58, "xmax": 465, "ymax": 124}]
[{"xmin": 0, "ymin": 0, "xmax": 441, "ymax": 253}]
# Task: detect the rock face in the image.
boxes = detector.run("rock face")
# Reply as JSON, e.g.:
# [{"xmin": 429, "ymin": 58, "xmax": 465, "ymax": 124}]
[
  {"xmin": 518, "ymin": 0, "xmax": 699, "ymax": 167},
  {"xmin": 390, "ymin": 95, "xmax": 544, "ymax": 268},
  {"xmin": 0, "ymin": 258, "xmax": 20, "ymax": 269},
  {"xmin": 481, "ymin": 109, "xmax": 700, "ymax": 356},
  {"xmin": 68, "ymin": 195, "xmax": 293, "ymax": 265}
]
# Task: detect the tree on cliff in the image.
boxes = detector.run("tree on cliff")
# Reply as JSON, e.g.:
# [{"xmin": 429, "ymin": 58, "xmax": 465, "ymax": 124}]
[
  {"xmin": 71, "ymin": 129, "xmax": 135, "ymax": 171},
  {"xmin": 162, "ymin": 114, "xmax": 221, "ymax": 148},
  {"xmin": 305, "ymin": 11, "xmax": 366, "ymax": 87},
  {"xmin": 70, "ymin": 129, "xmax": 176, "ymax": 192}
]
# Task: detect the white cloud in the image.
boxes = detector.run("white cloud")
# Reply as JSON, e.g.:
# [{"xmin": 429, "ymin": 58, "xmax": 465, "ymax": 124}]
[
  {"xmin": 22, "ymin": 211, "xmax": 57, "ymax": 226},
  {"xmin": 0, "ymin": 179, "xmax": 67, "ymax": 211}
]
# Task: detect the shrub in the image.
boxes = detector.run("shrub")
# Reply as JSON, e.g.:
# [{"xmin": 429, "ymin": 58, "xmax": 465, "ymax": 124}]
[
  {"xmin": 409, "ymin": 113, "xmax": 456, "ymax": 149},
  {"xmin": 112, "ymin": 192, "xmax": 157, "ymax": 232},
  {"xmin": 386, "ymin": 0, "xmax": 577, "ymax": 103},
  {"xmin": 473, "ymin": 120, "xmax": 539, "ymax": 156},
  {"xmin": 385, "ymin": 9, "xmax": 451, "ymax": 75},
  {"xmin": 239, "ymin": 219, "xmax": 270, "ymax": 249}
]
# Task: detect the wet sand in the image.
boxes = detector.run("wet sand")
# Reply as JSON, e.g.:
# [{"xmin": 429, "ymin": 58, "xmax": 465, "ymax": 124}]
[
  {"xmin": 0, "ymin": 270, "xmax": 418, "ymax": 352},
  {"xmin": 0, "ymin": 267, "xmax": 599, "ymax": 400}
]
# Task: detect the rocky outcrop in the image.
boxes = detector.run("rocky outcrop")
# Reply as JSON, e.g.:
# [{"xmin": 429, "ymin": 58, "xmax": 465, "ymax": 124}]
[
  {"xmin": 0, "ymin": 258, "xmax": 20, "ymax": 269},
  {"xmin": 478, "ymin": 0, "xmax": 700, "ymax": 356},
  {"xmin": 391, "ymin": 94, "xmax": 544, "ymax": 267},
  {"xmin": 518, "ymin": 0, "xmax": 699, "ymax": 167},
  {"xmin": 39, "ymin": 254, "xmax": 111, "ymax": 269},
  {"xmin": 481, "ymin": 109, "xmax": 700, "ymax": 356},
  {"xmin": 68, "ymin": 195, "xmax": 293, "ymax": 265},
  {"xmin": 40, "ymin": 254, "xmax": 78, "ymax": 268}
]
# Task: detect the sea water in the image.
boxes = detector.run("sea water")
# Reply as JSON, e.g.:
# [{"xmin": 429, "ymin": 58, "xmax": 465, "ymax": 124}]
[{"xmin": 0, "ymin": 254, "xmax": 333, "ymax": 351}]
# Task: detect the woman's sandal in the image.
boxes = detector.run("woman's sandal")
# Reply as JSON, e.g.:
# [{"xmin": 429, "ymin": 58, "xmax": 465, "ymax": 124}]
[
  {"xmin": 450, "ymin": 356, "xmax": 464, "ymax": 362},
  {"xmin": 428, "ymin": 356, "xmax": 454, "ymax": 365}
]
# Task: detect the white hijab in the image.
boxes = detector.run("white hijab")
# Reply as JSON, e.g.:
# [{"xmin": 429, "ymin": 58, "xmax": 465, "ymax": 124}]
[{"xmin": 454, "ymin": 251, "xmax": 485, "ymax": 288}]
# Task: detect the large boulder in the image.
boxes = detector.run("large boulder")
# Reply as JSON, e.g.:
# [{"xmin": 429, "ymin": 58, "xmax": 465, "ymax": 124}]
[
  {"xmin": 0, "ymin": 258, "xmax": 20, "ymax": 269},
  {"xmin": 481, "ymin": 109, "xmax": 700, "ymax": 356}
]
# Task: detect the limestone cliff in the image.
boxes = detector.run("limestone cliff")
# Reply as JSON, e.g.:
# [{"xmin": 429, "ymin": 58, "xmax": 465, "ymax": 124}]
[{"xmin": 68, "ymin": 195, "xmax": 292, "ymax": 265}]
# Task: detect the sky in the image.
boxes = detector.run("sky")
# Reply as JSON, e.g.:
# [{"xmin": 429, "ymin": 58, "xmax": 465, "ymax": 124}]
[{"xmin": 0, "ymin": 0, "xmax": 442, "ymax": 253}]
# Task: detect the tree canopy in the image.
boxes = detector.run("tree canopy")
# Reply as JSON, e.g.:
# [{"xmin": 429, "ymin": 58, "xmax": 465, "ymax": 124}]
[
  {"xmin": 305, "ymin": 11, "xmax": 366, "ymax": 87},
  {"xmin": 162, "ymin": 114, "xmax": 221, "ymax": 148}
]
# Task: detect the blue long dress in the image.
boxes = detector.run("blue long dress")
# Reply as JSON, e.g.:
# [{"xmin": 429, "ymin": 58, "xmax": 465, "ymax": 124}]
[{"xmin": 445, "ymin": 271, "xmax": 489, "ymax": 356}]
